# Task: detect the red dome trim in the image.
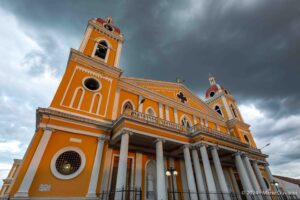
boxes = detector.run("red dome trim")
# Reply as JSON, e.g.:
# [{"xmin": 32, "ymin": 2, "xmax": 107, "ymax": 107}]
[
  {"xmin": 205, "ymin": 84, "xmax": 227, "ymax": 98},
  {"xmin": 96, "ymin": 18, "xmax": 121, "ymax": 34}
]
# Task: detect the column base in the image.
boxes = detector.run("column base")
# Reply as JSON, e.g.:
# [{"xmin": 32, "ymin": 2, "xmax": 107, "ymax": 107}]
[
  {"xmin": 14, "ymin": 191, "xmax": 29, "ymax": 199},
  {"xmin": 85, "ymin": 193, "xmax": 97, "ymax": 199}
]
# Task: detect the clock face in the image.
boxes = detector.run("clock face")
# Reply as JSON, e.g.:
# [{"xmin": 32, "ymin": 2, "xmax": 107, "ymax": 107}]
[{"xmin": 104, "ymin": 24, "xmax": 113, "ymax": 31}]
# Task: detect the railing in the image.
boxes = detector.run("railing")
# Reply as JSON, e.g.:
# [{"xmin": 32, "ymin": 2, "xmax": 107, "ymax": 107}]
[
  {"xmin": 123, "ymin": 109, "xmax": 185, "ymax": 132},
  {"xmin": 98, "ymin": 187, "xmax": 142, "ymax": 200},
  {"xmin": 121, "ymin": 109, "xmax": 255, "ymax": 148},
  {"xmin": 166, "ymin": 191, "xmax": 299, "ymax": 200}
]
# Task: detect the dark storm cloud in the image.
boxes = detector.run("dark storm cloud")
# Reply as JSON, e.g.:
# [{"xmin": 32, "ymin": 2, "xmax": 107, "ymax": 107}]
[{"xmin": 2, "ymin": 0, "xmax": 298, "ymax": 118}]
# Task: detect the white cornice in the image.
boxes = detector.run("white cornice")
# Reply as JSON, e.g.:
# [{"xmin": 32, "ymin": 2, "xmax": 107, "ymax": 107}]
[{"xmin": 68, "ymin": 49, "xmax": 123, "ymax": 79}]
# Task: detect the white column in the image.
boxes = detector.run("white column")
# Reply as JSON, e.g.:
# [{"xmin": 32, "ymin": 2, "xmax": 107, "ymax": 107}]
[
  {"xmin": 234, "ymin": 152, "xmax": 253, "ymax": 194},
  {"xmin": 156, "ymin": 139, "xmax": 167, "ymax": 200},
  {"xmin": 135, "ymin": 153, "xmax": 143, "ymax": 189},
  {"xmin": 112, "ymin": 87, "xmax": 121, "ymax": 120},
  {"xmin": 165, "ymin": 105, "xmax": 170, "ymax": 121},
  {"xmin": 174, "ymin": 108, "xmax": 178, "ymax": 124},
  {"xmin": 138, "ymin": 95, "xmax": 144, "ymax": 112},
  {"xmin": 199, "ymin": 144, "xmax": 217, "ymax": 200},
  {"xmin": 100, "ymin": 148, "xmax": 113, "ymax": 192},
  {"xmin": 15, "ymin": 128, "xmax": 53, "ymax": 197},
  {"xmin": 211, "ymin": 146, "xmax": 230, "ymax": 199},
  {"xmin": 242, "ymin": 155, "xmax": 261, "ymax": 193},
  {"xmin": 264, "ymin": 163, "xmax": 278, "ymax": 192},
  {"xmin": 159, "ymin": 103, "xmax": 164, "ymax": 119},
  {"xmin": 115, "ymin": 132, "xmax": 130, "ymax": 191},
  {"xmin": 252, "ymin": 161, "xmax": 272, "ymax": 200},
  {"xmin": 183, "ymin": 145, "xmax": 198, "ymax": 200},
  {"xmin": 228, "ymin": 168, "xmax": 242, "ymax": 200},
  {"xmin": 87, "ymin": 137, "xmax": 106, "ymax": 197},
  {"xmin": 114, "ymin": 41, "xmax": 123, "ymax": 67},
  {"xmin": 191, "ymin": 148, "xmax": 207, "ymax": 200}
]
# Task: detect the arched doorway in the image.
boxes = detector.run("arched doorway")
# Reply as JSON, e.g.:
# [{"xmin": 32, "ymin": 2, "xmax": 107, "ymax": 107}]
[{"xmin": 145, "ymin": 160, "xmax": 157, "ymax": 200}]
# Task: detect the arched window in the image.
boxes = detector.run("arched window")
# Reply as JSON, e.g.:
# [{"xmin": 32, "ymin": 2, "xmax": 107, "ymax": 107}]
[
  {"xmin": 214, "ymin": 105, "xmax": 222, "ymax": 116},
  {"xmin": 244, "ymin": 135, "xmax": 250, "ymax": 143},
  {"xmin": 95, "ymin": 40, "xmax": 108, "ymax": 59},
  {"xmin": 122, "ymin": 101, "xmax": 134, "ymax": 112},
  {"xmin": 231, "ymin": 105, "xmax": 238, "ymax": 118},
  {"xmin": 181, "ymin": 116, "xmax": 191, "ymax": 129},
  {"xmin": 146, "ymin": 108, "xmax": 156, "ymax": 116}
]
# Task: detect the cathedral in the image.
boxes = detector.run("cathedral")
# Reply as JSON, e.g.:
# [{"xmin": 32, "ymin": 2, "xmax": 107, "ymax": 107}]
[{"xmin": 0, "ymin": 17, "xmax": 293, "ymax": 200}]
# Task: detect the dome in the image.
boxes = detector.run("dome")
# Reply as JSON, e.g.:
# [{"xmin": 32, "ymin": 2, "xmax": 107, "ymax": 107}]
[
  {"xmin": 205, "ymin": 84, "xmax": 229, "ymax": 98},
  {"xmin": 205, "ymin": 74, "xmax": 230, "ymax": 98}
]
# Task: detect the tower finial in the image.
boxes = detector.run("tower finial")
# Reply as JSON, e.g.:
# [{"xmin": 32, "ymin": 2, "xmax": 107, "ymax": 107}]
[
  {"xmin": 106, "ymin": 16, "xmax": 113, "ymax": 24},
  {"xmin": 208, "ymin": 73, "xmax": 216, "ymax": 86}
]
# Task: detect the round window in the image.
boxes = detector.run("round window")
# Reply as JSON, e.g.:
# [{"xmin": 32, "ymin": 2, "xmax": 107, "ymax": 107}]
[
  {"xmin": 51, "ymin": 147, "xmax": 86, "ymax": 180},
  {"xmin": 55, "ymin": 151, "xmax": 81, "ymax": 175},
  {"xmin": 210, "ymin": 91, "xmax": 215, "ymax": 97},
  {"xmin": 83, "ymin": 78, "xmax": 100, "ymax": 91}
]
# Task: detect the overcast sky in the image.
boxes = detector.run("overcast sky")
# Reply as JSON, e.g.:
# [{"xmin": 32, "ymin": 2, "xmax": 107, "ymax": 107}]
[{"xmin": 0, "ymin": 0, "xmax": 299, "ymax": 186}]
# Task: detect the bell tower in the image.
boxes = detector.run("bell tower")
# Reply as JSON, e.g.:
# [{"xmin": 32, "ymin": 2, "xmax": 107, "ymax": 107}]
[{"xmin": 78, "ymin": 16, "xmax": 124, "ymax": 67}]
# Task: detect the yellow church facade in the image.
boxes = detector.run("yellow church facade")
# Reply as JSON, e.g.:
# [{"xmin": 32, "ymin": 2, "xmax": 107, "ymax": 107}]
[{"xmin": 0, "ymin": 17, "xmax": 289, "ymax": 200}]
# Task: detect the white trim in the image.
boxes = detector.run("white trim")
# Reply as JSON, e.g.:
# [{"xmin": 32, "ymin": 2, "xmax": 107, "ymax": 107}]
[
  {"xmin": 50, "ymin": 146, "xmax": 86, "ymax": 180},
  {"xmin": 221, "ymin": 96, "xmax": 233, "ymax": 120},
  {"xmin": 113, "ymin": 128, "xmax": 189, "ymax": 145},
  {"xmin": 70, "ymin": 87, "xmax": 85, "ymax": 109},
  {"xmin": 82, "ymin": 76, "xmax": 102, "ymax": 92},
  {"xmin": 89, "ymin": 93, "xmax": 102, "ymax": 114},
  {"xmin": 174, "ymin": 108, "xmax": 178, "ymax": 124},
  {"xmin": 114, "ymin": 41, "xmax": 123, "ymax": 67},
  {"xmin": 60, "ymin": 66, "xmax": 113, "ymax": 118},
  {"xmin": 138, "ymin": 95, "xmax": 144, "ymax": 112},
  {"xmin": 15, "ymin": 129, "xmax": 53, "ymax": 197},
  {"xmin": 158, "ymin": 103, "xmax": 164, "ymax": 119},
  {"xmin": 39, "ymin": 123, "xmax": 106, "ymax": 138},
  {"xmin": 91, "ymin": 38, "xmax": 111, "ymax": 63},
  {"xmin": 87, "ymin": 138, "xmax": 105, "ymax": 197},
  {"xmin": 48, "ymin": 107, "xmax": 113, "ymax": 125},
  {"xmin": 112, "ymin": 88, "xmax": 121, "ymax": 120},
  {"xmin": 121, "ymin": 99, "xmax": 136, "ymax": 113},
  {"xmin": 145, "ymin": 106, "xmax": 157, "ymax": 117},
  {"xmin": 69, "ymin": 138, "xmax": 82, "ymax": 143},
  {"xmin": 79, "ymin": 25, "xmax": 93, "ymax": 52},
  {"xmin": 165, "ymin": 105, "xmax": 170, "ymax": 121}
]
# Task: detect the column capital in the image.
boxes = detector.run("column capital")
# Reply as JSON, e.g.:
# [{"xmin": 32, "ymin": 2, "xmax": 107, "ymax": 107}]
[
  {"xmin": 43, "ymin": 127, "xmax": 54, "ymax": 132},
  {"xmin": 97, "ymin": 135, "xmax": 108, "ymax": 142},
  {"xmin": 208, "ymin": 145, "xmax": 219, "ymax": 151},
  {"xmin": 154, "ymin": 138, "xmax": 165, "ymax": 144},
  {"xmin": 183, "ymin": 144, "xmax": 192, "ymax": 149},
  {"xmin": 121, "ymin": 130, "xmax": 133, "ymax": 136},
  {"xmin": 195, "ymin": 142, "xmax": 208, "ymax": 149},
  {"xmin": 233, "ymin": 151, "xmax": 243, "ymax": 157}
]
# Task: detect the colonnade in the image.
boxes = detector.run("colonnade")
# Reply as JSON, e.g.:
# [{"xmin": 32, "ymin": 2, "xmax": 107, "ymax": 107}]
[{"xmin": 114, "ymin": 131, "xmax": 275, "ymax": 200}]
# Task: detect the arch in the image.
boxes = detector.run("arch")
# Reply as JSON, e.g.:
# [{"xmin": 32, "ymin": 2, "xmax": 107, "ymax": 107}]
[
  {"xmin": 145, "ymin": 160, "xmax": 156, "ymax": 200},
  {"xmin": 70, "ymin": 87, "xmax": 85, "ymax": 109},
  {"xmin": 180, "ymin": 114, "xmax": 192, "ymax": 128},
  {"xmin": 121, "ymin": 99, "xmax": 135, "ymax": 113},
  {"xmin": 145, "ymin": 107, "xmax": 157, "ymax": 117},
  {"xmin": 214, "ymin": 104, "xmax": 223, "ymax": 116},
  {"xmin": 92, "ymin": 38, "xmax": 111, "ymax": 63},
  {"xmin": 90, "ymin": 93, "xmax": 102, "ymax": 114}
]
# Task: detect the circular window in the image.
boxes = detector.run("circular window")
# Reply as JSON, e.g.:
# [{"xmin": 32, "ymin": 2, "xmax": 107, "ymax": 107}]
[
  {"xmin": 104, "ymin": 24, "xmax": 113, "ymax": 31},
  {"xmin": 51, "ymin": 147, "xmax": 86, "ymax": 180},
  {"xmin": 55, "ymin": 151, "xmax": 81, "ymax": 175},
  {"xmin": 210, "ymin": 91, "xmax": 215, "ymax": 97},
  {"xmin": 83, "ymin": 77, "xmax": 100, "ymax": 91}
]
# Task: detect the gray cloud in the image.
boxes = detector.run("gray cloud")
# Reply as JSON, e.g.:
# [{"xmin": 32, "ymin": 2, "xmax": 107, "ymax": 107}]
[{"xmin": 0, "ymin": 0, "xmax": 299, "ymax": 180}]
